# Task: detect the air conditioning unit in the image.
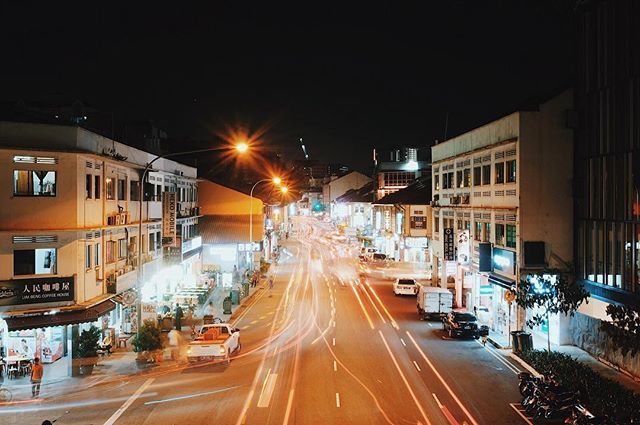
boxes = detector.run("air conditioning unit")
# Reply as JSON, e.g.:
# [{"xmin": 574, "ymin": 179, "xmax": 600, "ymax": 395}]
[
  {"xmin": 461, "ymin": 195, "xmax": 470, "ymax": 204},
  {"xmin": 450, "ymin": 196, "xmax": 460, "ymax": 205}
]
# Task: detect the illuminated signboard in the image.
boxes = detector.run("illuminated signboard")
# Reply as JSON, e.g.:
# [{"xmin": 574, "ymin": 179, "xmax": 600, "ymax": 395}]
[{"xmin": 493, "ymin": 247, "xmax": 516, "ymax": 275}]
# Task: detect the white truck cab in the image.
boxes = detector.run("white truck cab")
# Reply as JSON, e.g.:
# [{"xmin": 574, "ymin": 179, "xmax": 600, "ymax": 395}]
[{"xmin": 187, "ymin": 323, "xmax": 240, "ymax": 363}]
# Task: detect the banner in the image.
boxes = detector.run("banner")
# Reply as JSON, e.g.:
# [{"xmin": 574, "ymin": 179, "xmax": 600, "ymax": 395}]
[
  {"xmin": 0, "ymin": 276, "xmax": 74, "ymax": 306},
  {"xmin": 443, "ymin": 228, "xmax": 454, "ymax": 261},
  {"xmin": 410, "ymin": 216, "xmax": 426, "ymax": 229},
  {"xmin": 457, "ymin": 230, "xmax": 470, "ymax": 265},
  {"xmin": 162, "ymin": 192, "xmax": 177, "ymax": 247}
]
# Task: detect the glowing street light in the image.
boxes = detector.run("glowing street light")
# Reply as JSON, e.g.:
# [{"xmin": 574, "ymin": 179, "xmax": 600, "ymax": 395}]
[
  {"xmin": 273, "ymin": 176, "xmax": 282, "ymax": 186},
  {"xmin": 236, "ymin": 142, "xmax": 249, "ymax": 153},
  {"xmin": 281, "ymin": 186, "xmax": 288, "ymax": 194}
]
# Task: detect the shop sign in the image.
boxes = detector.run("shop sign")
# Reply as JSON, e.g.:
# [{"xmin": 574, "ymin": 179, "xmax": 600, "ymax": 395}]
[
  {"xmin": 457, "ymin": 230, "xmax": 470, "ymax": 265},
  {"xmin": 404, "ymin": 237, "xmax": 429, "ymax": 248},
  {"xmin": 0, "ymin": 276, "xmax": 74, "ymax": 306},
  {"xmin": 141, "ymin": 302, "xmax": 157, "ymax": 323},
  {"xmin": 443, "ymin": 228, "xmax": 455, "ymax": 261},
  {"xmin": 162, "ymin": 192, "xmax": 177, "ymax": 247},
  {"xmin": 410, "ymin": 216, "xmax": 426, "ymax": 229},
  {"xmin": 479, "ymin": 284, "xmax": 493, "ymax": 295},
  {"xmin": 493, "ymin": 247, "xmax": 516, "ymax": 275}
]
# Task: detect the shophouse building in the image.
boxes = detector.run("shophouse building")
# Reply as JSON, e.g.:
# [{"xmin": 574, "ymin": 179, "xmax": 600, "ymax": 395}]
[
  {"xmin": 0, "ymin": 120, "xmax": 199, "ymax": 376},
  {"xmin": 332, "ymin": 182, "xmax": 374, "ymax": 238},
  {"xmin": 571, "ymin": 0, "xmax": 640, "ymax": 375},
  {"xmin": 374, "ymin": 147, "xmax": 430, "ymax": 200},
  {"xmin": 323, "ymin": 171, "xmax": 372, "ymax": 209},
  {"xmin": 430, "ymin": 90, "xmax": 574, "ymax": 343}
]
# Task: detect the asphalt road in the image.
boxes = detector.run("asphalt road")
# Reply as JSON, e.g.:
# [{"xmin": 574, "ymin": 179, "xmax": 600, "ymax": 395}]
[{"xmin": 3, "ymin": 217, "xmax": 527, "ymax": 425}]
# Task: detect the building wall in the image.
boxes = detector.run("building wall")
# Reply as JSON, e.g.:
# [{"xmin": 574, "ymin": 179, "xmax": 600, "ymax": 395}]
[
  {"xmin": 198, "ymin": 180, "xmax": 263, "ymax": 217},
  {"xmin": 324, "ymin": 172, "xmax": 372, "ymax": 205}
]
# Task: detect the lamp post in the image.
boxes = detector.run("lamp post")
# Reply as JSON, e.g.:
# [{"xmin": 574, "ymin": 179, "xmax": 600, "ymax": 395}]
[
  {"xmin": 248, "ymin": 178, "xmax": 283, "ymax": 270},
  {"xmin": 135, "ymin": 144, "xmax": 246, "ymax": 338}
]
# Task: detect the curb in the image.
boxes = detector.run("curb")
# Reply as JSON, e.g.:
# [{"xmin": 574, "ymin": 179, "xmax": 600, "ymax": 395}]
[
  {"xmin": 487, "ymin": 336, "xmax": 505, "ymax": 350},
  {"xmin": 508, "ymin": 352, "xmax": 542, "ymax": 377}
]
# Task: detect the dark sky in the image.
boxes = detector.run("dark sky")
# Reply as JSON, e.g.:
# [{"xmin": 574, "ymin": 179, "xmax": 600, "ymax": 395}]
[{"xmin": 1, "ymin": 1, "xmax": 572, "ymax": 171}]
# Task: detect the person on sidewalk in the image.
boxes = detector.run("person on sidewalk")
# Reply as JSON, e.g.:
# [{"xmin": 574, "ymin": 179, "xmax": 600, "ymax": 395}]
[
  {"xmin": 31, "ymin": 357, "xmax": 43, "ymax": 398},
  {"xmin": 175, "ymin": 304, "xmax": 184, "ymax": 331}
]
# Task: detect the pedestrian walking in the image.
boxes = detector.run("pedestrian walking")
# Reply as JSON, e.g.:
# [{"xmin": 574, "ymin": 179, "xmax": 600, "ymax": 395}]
[
  {"xmin": 175, "ymin": 304, "xmax": 184, "ymax": 331},
  {"xmin": 31, "ymin": 357, "xmax": 43, "ymax": 398},
  {"xmin": 268, "ymin": 277, "xmax": 274, "ymax": 296}
]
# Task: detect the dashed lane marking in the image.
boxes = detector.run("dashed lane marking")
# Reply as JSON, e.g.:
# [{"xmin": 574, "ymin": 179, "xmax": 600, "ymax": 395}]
[{"xmin": 413, "ymin": 361, "xmax": 421, "ymax": 372}]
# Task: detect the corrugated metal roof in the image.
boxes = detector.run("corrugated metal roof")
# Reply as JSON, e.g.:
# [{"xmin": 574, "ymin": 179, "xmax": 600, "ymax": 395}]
[
  {"xmin": 199, "ymin": 214, "xmax": 264, "ymax": 244},
  {"xmin": 375, "ymin": 176, "xmax": 432, "ymax": 205}
]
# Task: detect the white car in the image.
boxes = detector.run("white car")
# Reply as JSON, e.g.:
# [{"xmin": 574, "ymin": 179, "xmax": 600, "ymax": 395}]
[
  {"xmin": 187, "ymin": 323, "xmax": 241, "ymax": 363},
  {"xmin": 393, "ymin": 278, "xmax": 417, "ymax": 296}
]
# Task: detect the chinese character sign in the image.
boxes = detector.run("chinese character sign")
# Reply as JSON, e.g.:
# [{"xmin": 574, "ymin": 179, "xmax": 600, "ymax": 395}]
[
  {"xmin": 457, "ymin": 230, "xmax": 470, "ymax": 265},
  {"xmin": 0, "ymin": 276, "xmax": 75, "ymax": 306},
  {"xmin": 443, "ymin": 228, "xmax": 455, "ymax": 261}
]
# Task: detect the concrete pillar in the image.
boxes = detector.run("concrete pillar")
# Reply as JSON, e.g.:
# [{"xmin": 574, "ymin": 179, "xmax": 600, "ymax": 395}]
[{"xmin": 69, "ymin": 324, "xmax": 80, "ymax": 377}]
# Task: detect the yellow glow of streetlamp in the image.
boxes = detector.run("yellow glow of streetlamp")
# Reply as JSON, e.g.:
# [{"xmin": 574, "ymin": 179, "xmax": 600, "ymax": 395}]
[
  {"xmin": 272, "ymin": 177, "xmax": 282, "ymax": 185},
  {"xmin": 281, "ymin": 186, "xmax": 288, "ymax": 194},
  {"xmin": 235, "ymin": 142, "xmax": 249, "ymax": 153}
]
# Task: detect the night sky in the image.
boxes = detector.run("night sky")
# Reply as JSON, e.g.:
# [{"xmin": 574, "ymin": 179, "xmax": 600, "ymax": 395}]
[{"xmin": 1, "ymin": 1, "xmax": 572, "ymax": 171}]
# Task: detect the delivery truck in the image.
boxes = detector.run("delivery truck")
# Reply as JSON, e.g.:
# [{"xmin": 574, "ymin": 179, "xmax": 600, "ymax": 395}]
[{"xmin": 417, "ymin": 286, "xmax": 453, "ymax": 320}]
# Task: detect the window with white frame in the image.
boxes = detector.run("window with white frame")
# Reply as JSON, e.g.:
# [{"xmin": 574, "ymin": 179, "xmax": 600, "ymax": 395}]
[
  {"xmin": 14, "ymin": 248, "xmax": 57, "ymax": 275},
  {"xmin": 13, "ymin": 170, "xmax": 57, "ymax": 196}
]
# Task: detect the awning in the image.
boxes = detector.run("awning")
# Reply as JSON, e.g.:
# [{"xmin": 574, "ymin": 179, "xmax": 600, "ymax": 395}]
[
  {"xmin": 2, "ymin": 299, "xmax": 116, "ymax": 331},
  {"xmin": 488, "ymin": 273, "xmax": 516, "ymax": 290}
]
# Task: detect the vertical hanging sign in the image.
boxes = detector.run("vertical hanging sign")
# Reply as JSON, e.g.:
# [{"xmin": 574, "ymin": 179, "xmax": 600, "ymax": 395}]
[
  {"xmin": 162, "ymin": 192, "xmax": 177, "ymax": 247},
  {"xmin": 443, "ymin": 228, "xmax": 455, "ymax": 261}
]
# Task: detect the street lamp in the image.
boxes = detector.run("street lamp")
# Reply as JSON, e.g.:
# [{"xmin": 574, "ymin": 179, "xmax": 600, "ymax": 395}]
[
  {"xmin": 135, "ymin": 143, "xmax": 247, "ymax": 338},
  {"xmin": 248, "ymin": 177, "xmax": 282, "ymax": 270},
  {"xmin": 280, "ymin": 186, "xmax": 288, "ymax": 194}
]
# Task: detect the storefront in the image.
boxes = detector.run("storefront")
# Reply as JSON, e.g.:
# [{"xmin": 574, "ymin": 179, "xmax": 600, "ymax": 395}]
[{"xmin": 401, "ymin": 237, "xmax": 430, "ymax": 263}]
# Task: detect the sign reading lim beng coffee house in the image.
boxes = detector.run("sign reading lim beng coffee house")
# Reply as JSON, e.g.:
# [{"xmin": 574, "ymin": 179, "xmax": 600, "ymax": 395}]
[{"xmin": 0, "ymin": 276, "xmax": 75, "ymax": 306}]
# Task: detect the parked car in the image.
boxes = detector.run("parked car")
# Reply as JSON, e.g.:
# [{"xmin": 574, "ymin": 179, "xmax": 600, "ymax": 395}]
[
  {"xmin": 393, "ymin": 278, "xmax": 418, "ymax": 296},
  {"xmin": 371, "ymin": 253, "xmax": 387, "ymax": 262},
  {"xmin": 443, "ymin": 312, "xmax": 480, "ymax": 339}
]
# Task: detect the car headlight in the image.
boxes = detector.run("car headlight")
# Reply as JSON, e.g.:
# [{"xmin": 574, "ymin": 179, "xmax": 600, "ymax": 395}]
[{"xmin": 219, "ymin": 346, "xmax": 226, "ymax": 355}]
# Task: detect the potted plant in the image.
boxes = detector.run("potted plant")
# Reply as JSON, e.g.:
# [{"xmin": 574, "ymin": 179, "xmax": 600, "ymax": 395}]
[
  {"xmin": 132, "ymin": 319, "xmax": 163, "ymax": 368},
  {"xmin": 73, "ymin": 325, "xmax": 101, "ymax": 376}
]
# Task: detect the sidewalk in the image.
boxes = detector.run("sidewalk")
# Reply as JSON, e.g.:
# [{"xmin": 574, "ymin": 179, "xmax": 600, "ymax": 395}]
[
  {"xmin": 486, "ymin": 328, "xmax": 640, "ymax": 395},
  {"xmin": 1, "ymin": 279, "xmax": 265, "ymax": 404}
]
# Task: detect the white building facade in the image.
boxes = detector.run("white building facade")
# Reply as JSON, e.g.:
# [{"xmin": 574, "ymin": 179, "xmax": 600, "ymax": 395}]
[
  {"xmin": 0, "ymin": 121, "xmax": 199, "ymax": 375},
  {"xmin": 431, "ymin": 91, "xmax": 574, "ymax": 344}
]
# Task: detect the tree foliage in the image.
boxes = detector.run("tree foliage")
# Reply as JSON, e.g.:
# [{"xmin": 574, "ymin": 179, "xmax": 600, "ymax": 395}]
[
  {"xmin": 132, "ymin": 319, "xmax": 163, "ymax": 353},
  {"xmin": 74, "ymin": 325, "xmax": 101, "ymax": 359},
  {"xmin": 516, "ymin": 270, "xmax": 590, "ymax": 329},
  {"xmin": 601, "ymin": 304, "xmax": 640, "ymax": 356}
]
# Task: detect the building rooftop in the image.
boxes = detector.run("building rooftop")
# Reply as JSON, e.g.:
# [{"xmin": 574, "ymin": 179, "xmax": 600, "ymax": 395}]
[
  {"xmin": 374, "ymin": 176, "xmax": 432, "ymax": 205},
  {"xmin": 199, "ymin": 214, "xmax": 264, "ymax": 244},
  {"xmin": 335, "ymin": 181, "xmax": 374, "ymax": 203}
]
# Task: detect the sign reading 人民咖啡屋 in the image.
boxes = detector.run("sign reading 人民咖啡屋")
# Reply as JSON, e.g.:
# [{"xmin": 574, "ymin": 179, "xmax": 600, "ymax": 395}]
[
  {"xmin": 443, "ymin": 228, "xmax": 455, "ymax": 261},
  {"xmin": 0, "ymin": 276, "xmax": 75, "ymax": 306},
  {"xmin": 162, "ymin": 192, "xmax": 177, "ymax": 247}
]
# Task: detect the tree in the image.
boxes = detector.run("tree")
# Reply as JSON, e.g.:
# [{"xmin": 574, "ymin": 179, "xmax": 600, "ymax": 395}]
[
  {"xmin": 515, "ymin": 270, "xmax": 589, "ymax": 351},
  {"xmin": 601, "ymin": 304, "xmax": 640, "ymax": 356},
  {"xmin": 74, "ymin": 325, "xmax": 101, "ymax": 359},
  {"xmin": 132, "ymin": 319, "xmax": 163, "ymax": 362}
]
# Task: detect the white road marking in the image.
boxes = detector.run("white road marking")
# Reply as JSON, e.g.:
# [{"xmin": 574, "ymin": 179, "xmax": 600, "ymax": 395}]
[
  {"xmin": 257, "ymin": 372, "xmax": 278, "ymax": 408},
  {"xmin": 103, "ymin": 378, "xmax": 154, "ymax": 425},
  {"xmin": 413, "ymin": 361, "xmax": 422, "ymax": 372},
  {"xmin": 334, "ymin": 360, "xmax": 337, "ymax": 372},
  {"xmin": 283, "ymin": 389, "xmax": 295, "ymax": 425},
  {"xmin": 332, "ymin": 337, "xmax": 336, "ymax": 346},
  {"xmin": 335, "ymin": 392, "xmax": 341, "ymax": 407},
  {"xmin": 509, "ymin": 403, "xmax": 534, "ymax": 425},
  {"xmin": 250, "ymin": 320, "xmax": 258, "ymax": 324},
  {"xmin": 475, "ymin": 340, "xmax": 520, "ymax": 374},
  {"xmin": 432, "ymin": 393, "xmax": 443, "ymax": 408},
  {"xmin": 144, "ymin": 385, "xmax": 241, "ymax": 405},
  {"xmin": 406, "ymin": 331, "xmax": 480, "ymax": 425},
  {"xmin": 400, "ymin": 338, "xmax": 407, "ymax": 347}
]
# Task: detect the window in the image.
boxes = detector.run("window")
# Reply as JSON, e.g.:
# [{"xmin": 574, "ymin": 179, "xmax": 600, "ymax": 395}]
[
  {"xmin": 434, "ymin": 175, "xmax": 440, "ymax": 191},
  {"xmin": 473, "ymin": 167, "xmax": 481, "ymax": 186},
  {"xmin": 506, "ymin": 160, "xmax": 517, "ymax": 183},
  {"xmin": 95, "ymin": 243, "xmax": 101, "ymax": 266},
  {"xmin": 457, "ymin": 220, "xmax": 463, "ymax": 230},
  {"xmin": 483, "ymin": 222, "xmax": 491, "ymax": 242},
  {"xmin": 456, "ymin": 171, "xmax": 463, "ymax": 188},
  {"xmin": 85, "ymin": 245, "xmax": 92, "ymax": 270},
  {"xmin": 106, "ymin": 241, "xmax": 116, "ymax": 263},
  {"xmin": 14, "ymin": 248, "xmax": 57, "ymax": 275},
  {"xmin": 129, "ymin": 236, "xmax": 137, "ymax": 255},
  {"xmin": 434, "ymin": 217, "xmax": 440, "ymax": 233},
  {"xmin": 495, "ymin": 162, "xmax": 505, "ymax": 184},
  {"xmin": 506, "ymin": 224, "xmax": 516, "ymax": 248},
  {"xmin": 482, "ymin": 165, "xmax": 491, "ymax": 185},
  {"xmin": 106, "ymin": 178, "xmax": 115, "ymax": 200},
  {"xmin": 149, "ymin": 233, "xmax": 156, "ymax": 252},
  {"xmin": 495, "ymin": 224, "xmax": 505, "ymax": 246},
  {"xmin": 155, "ymin": 231, "xmax": 161, "ymax": 250},
  {"xmin": 463, "ymin": 169, "xmax": 471, "ymax": 188},
  {"xmin": 118, "ymin": 238, "xmax": 127, "ymax": 259},
  {"xmin": 117, "ymin": 179, "xmax": 126, "ymax": 201},
  {"xmin": 474, "ymin": 222, "xmax": 482, "ymax": 241},
  {"xmin": 13, "ymin": 170, "xmax": 57, "ymax": 196},
  {"xmin": 95, "ymin": 175, "xmax": 101, "ymax": 199},
  {"xmin": 130, "ymin": 181, "xmax": 140, "ymax": 201},
  {"xmin": 156, "ymin": 185, "xmax": 162, "ymax": 200},
  {"xmin": 86, "ymin": 174, "xmax": 92, "ymax": 199}
]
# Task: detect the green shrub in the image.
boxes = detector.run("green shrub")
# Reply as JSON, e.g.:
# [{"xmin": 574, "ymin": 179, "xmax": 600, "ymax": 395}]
[
  {"xmin": 519, "ymin": 349, "xmax": 640, "ymax": 423},
  {"xmin": 132, "ymin": 319, "xmax": 163, "ymax": 353},
  {"xmin": 74, "ymin": 325, "xmax": 101, "ymax": 359}
]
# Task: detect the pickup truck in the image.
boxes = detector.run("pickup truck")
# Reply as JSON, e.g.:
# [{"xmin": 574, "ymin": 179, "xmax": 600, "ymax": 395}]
[{"xmin": 187, "ymin": 323, "xmax": 240, "ymax": 363}]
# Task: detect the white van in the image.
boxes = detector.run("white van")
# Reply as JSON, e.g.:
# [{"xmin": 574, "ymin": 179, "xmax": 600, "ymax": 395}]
[
  {"xmin": 416, "ymin": 286, "xmax": 453, "ymax": 320},
  {"xmin": 393, "ymin": 278, "xmax": 417, "ymax": 296}
]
